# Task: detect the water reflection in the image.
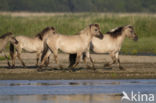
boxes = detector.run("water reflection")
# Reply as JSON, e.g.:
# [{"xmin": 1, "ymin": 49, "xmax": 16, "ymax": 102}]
[
  {"xmin": 0, "ymin": 80, "xmax": 156, "ymax": 103},
  {"xmin": 0, "ymin": 94, "xmax": 121, "ymax": 103}
]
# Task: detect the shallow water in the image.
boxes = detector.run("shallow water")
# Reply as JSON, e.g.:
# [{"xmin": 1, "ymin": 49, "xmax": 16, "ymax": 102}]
[{"xmin": 0, "ymin": 80, "xmax": 156, "ymax": 103}]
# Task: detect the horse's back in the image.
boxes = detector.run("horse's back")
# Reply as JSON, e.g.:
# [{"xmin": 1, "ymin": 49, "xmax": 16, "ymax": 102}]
[
  {"xmin": 47, "ymin": 34, "xmax": 87, "ymax": 53},
  {"xmin": 15, "ymin": 36, "xmax": 43, "ymax": 52},
  {"xmin": 92, "ymin": 35, "xmax": 120, "ymax": 53},
  {"xmin": 59, "ymin": 34, "xmax": 82, "ymax": 42},
  {"xmin": 47, "ymin": 34, "xmax": 82, "ymax": 44},
  {"xmin": 16, "ymin": 36, "xmax": 34, "ymax": 41}
]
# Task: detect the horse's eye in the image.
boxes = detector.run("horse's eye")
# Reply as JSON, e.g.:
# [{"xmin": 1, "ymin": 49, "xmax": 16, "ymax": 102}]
[{"xmin": 95, "ymin": 29, "xmax": 98, "ymax": 31}]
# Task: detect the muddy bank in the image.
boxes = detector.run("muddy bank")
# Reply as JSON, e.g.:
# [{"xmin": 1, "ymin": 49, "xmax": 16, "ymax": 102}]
[{"xmin": 0, "ymin": 53, "xmax": 156, "ymax": 80}]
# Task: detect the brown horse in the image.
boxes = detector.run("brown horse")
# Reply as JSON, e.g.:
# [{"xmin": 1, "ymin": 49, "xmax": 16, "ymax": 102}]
[
  {"xmin": 39, "ymin": 24, "xmax": 103, "ymax": 71},
  {"xmin": 10, "ymin": 27, "xmax": 55, "ymax": 68},
  {"xmin": 69, "ymin": 25, "xmax": 138, "ymax": 70},
  {"xmin": 0, "ymin": 32, "xmax": 18, "ymax": 67}
]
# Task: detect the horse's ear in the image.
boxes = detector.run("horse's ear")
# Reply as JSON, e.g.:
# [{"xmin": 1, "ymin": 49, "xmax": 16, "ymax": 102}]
[
  {"xmin": 39, "ymin": 34, "xmax": 42, "ymax": 40},
  {"xmin": 94, "ymin": 24, "xmax": 99, "ymax": 28},
  {"xmin": 7, "ymin": 32, "xmax": 13, "ymax": 36},
  {"xmin": 125, "ymin": 25, "xmax": 133, "ymax": 28},
  {"xmin": 89, "ymin": 24, "xmax": 100, "ymax": 29},
  {"xmin": 128, "ymin": 25, "xmax": 133, "ymax": 29},
  {"xmin": 89, "ymin": 24, "xmax": 93, "ymax": 28},
  {"xmin": 51, "ymin": 27, "xmax": 55, "ymax": 30}
]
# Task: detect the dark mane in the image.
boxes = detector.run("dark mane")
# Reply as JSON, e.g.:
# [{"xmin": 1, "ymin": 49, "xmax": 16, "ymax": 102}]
[
  {"xmin": 106, "ymin": 26, "xmax": 124, "ymax": 38},
  {"xmin": 35, "ymin": 27, "xmax": 55, "ymax": 40},
  {"xmin": 0, "ymin": 32, "xmax": 13, "ymax": 39}
]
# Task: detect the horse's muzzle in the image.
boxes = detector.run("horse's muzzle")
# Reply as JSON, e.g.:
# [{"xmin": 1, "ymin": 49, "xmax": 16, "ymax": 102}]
[
  {"xmin": 95, "ymin": 32, "xmax": 104, "ymax": 39},
  {"xmin": 133, "ymin": 35, "xmax": 138, "ymax": 41},
  {"xmin": 15, "ymin": 40, "xmax": 18, "ymax": 44},
  {"xmin": 13, "ymin": 37, "xmax": 18, "ymax": 44}
]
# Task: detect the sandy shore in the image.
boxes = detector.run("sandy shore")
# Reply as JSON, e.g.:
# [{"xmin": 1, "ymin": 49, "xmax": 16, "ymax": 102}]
[{"xmin": 0, "ymin": 53, "xmax": 156, "ymax": 80}]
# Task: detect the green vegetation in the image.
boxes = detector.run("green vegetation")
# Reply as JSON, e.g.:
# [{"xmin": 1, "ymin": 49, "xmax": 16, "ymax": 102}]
[
  {"xmin": 0, "ymin": 56, "xmax": 6, "ymax": 60},
  {"xmin": 0, "ymin": 13, "xmax": 156, "ymax": 55},
  {"xmin": 0, "ymin": 55, "xmax": 10, "ymax": 60},
  {"xmin": 0, "ymin": 0, "xmax": 156, "ymax": 13},
  {"xmin": 122, "ymin": 37, "xmax": 156, "ymax": 55}
]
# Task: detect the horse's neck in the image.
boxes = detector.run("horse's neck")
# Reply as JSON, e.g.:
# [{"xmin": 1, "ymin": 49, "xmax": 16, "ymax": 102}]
[
  {"xmin": 115, "ymin": 33, "xmax": 126, "ymax": 47},
  {"xmin": 3, "ymin": 37, "xmax": 9, "ymax": 44},
  {"xmin": 41, "ymin": 33, "xmax": 49, "ymax": 41},
  {"xmin": 35, "ymin": 36, "xmax": 44, "ymax": 42},
  {"xmin": 0, "ymin": 38, "xmax": 9, "ymax": 51},
  {"xmin": 80, "ymin": 32, "xmax": 93, "ymax": 44}
]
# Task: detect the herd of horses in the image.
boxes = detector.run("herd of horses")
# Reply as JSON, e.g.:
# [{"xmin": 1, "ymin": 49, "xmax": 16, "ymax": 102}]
[{"xmin": 0, "ymin": 24, "xmax": 138, "ymax": 71}]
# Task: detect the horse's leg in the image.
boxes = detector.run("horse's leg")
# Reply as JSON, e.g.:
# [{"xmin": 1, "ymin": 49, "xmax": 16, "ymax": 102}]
[
  {"xmin": 83, "ymin": 52, "xmax": 95, "ymax": 70},
  {"xmin": 16, "ymin": 49, "xmax": 26, "ymax": 67},
  {"xmin": 11, "ymin": 51, "xmax": 17, "ymax": 68},
  {"xmin": 53, "ymin": 50, "xmax": 63, "ymax": 69},
  {"xmin": 10, "ymin": 43, "xmax": 16, "ymax": 68},
  {"xmin": 69, "ymin": 53, "xmax": 95, "ymax": 70},
  {"xmin": 2, "ymin": 51, "xmax": 11, "ymax": 68},
  {"xmin": 72, "ymin": 53, "xmax": 81, "ymax": 69},
  {"xmin": 40, "ymin": 50, "xmax": 51, "ymax": 67},
  {"xmin": 36, "ymin": 52, "xmax": 40, "ymax": 67},
  {"xmin": 44, "ymin": 56, "xmax": 50, "ymax": 67},
  {"xmin": 68, "ymin": 54, "xmax": 76, "ymax": 68},
  {"xmin": 115, "ymin": 52, "xmax": 124, "ymax": 70},
  {"xmin": 89, "ymin": 56, "xmax": 95, "ymax": 69},
  {"xmin": 104, "ymin": 52, "xmax": 116, "ymax": 67}
]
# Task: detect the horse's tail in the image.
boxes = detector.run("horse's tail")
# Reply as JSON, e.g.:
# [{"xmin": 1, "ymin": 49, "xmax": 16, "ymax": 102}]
[
  {"xmin": 82, "ymin": 52, "xmax": 86, "ymax": 61},
  {"xmin": 41, "ymin": 41, "xmax": 49, "ymax": 62},
  {"xmin": 68, "ymin": 54, "xmax": 77, "ymax": 67},
  {"xmin": 69, "ymin": 53, "xmax": 86, "ymax": 67},
  {"xmin": 10, "ymin": 43, "xmax": 15, "ymax": 59}
]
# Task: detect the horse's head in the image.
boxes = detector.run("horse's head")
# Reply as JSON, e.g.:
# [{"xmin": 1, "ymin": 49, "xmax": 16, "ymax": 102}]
[
  {"xmin": 2, "ymin": 32, "xmax": 18, "ymax": 44},
  {"xmin": 123, "ymin": 25, "xmax": 138, "ymax": 41},
  {"xmin": 9, "ymin": 33, "xmax": 18, "ymax": 44},
  {"xmin": 36, "ymin": 26, "xmax": 56, "ymax": 40},
  {"xmin": 43, "ymin": 26, "xmax": 56, "ymax": 37},
  {"xmin": 89, "ymin": 24, "xmax": 103, "ymax": 39},
  {"xmin": 48, "ymin": 27, "xmax": 56, "ymax": 35}
]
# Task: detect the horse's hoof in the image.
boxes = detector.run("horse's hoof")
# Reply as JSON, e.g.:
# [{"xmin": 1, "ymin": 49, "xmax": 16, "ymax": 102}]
[
  {"xmin": 10, "ymin": 65, "xmax": 15, "ymax": 69},
  {"xmin": 44, "ymin": 64, "xmax": 49, "ymax": 67},
  {"xmin": 8, "ymin": 66, "xmax": 12, "ymax": 69},
  {"xmin": 93, "ymin": 70, "xmax": 96, "ymax": 72},
  {"xmin": 93, "ymin": 67, "xmax": 96, "ymax": 71},
  {"xmin": 39, "ymin": 65, "xmax": 43, "ymax": 69},
  {"xmin": 104, "ymin": 63, "xmax": 110, "ymax": 67},
  {"xmin": 119, "ymin": 66, "xmax": 125, "ymax": 70},
  {"xmin": 8, "ymin": 63, "xmax": 11, "ymax": 68},
  {"xmin": 22, "ymin": 64, "xmax": 26, "ymax": 68},
  {"xmin": 69, "ymin": 69, "xmax": 73, "ymax": 72},
  {"xmin": 37, "ymin": 68, "xmax": 43, "ymax": 72},
  {"xmin": 44, "ymin": 63, "xmax": 49, "ymax": 67},
  {"xmin": 68, "ymin": 68, "xmax": 75, "ymax": 72},
  {"xmin": 86, "ymin": 65, "xmax": 92, "ymax": 69},
  {"xmin": 8, "ymin": 65, "xmax": 15, "ymax": 69},
  {"xmin": 36, "ymin": 64, "xmax": 39, "ymax": 67},
  {"xmin": 59, "ymin": 65, "xmax": 64, "ymax": 70}
]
